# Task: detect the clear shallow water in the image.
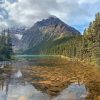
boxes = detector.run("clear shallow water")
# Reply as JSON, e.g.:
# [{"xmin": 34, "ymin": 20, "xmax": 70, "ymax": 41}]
[
  {"xmin": 0, "ymin": 80, "xmax": 87, "ymax": 100},
  {"xmin": 0, "ymin": 55, "xmax": 88, "ymax": 100},
  {"xmin": 52, "ymin": 83, "xmax": 88, "ymax": 100},
  {"xmin": 0, "ymin": 70, "xmax": 50, "ymax": 100}
]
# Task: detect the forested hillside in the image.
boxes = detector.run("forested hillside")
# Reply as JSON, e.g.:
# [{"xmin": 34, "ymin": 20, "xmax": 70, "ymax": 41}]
[
  {"xmin": 42, "ymin": 13, "xmax": 100, "ymax": 66},
  {"xmin": 0, "ymin": 30, "xmax": 13, "ymax": 61}
]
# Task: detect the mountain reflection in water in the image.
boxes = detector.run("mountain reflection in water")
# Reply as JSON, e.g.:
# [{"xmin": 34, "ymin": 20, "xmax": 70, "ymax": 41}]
[
  {"xmin": 52, "ymin": 83, "xmax": 88, "ymax": 100},
  {"xmin": 0, "ymin": 82, "xmax": 87, "ymax": 100},
  {"xmin": 0, "ymin": 70, "xmax": 88, "ymax": 100},
  {"xmin": 0, "ymin": 58, "xmax": 88, "ymax": 100},
  {"xmin": 0, "ymin": 70, "xmax": 50, "ymax": 100}
]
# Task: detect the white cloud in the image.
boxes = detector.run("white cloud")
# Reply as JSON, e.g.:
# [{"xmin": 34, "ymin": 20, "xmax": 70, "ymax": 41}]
[
  {"xmin": 2, "ymin": 0, "xmax": 59, "ymax": 27},
  {"xmin": 0, "ymin": 0, "xmax": 100, "ymax": 32}
]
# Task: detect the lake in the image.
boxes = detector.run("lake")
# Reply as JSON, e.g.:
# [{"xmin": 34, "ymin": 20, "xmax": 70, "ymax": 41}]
[{"xmin": 0, "ymin": 55, "xmax": 88, "ymax": 100}]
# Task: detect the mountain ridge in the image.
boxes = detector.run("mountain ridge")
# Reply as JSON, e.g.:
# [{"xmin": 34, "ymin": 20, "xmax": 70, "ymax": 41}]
[{"xmin": 19, "ymin": 16, "xmax": 81, "ymax": 54}]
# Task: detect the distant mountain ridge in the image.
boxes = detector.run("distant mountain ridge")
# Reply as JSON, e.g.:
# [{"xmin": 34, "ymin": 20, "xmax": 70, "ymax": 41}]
[
  {"xmin": 19, "ymin": 16, "xmax": 81, "ymax": 54},
  {"xmin": 5, "ymin": 27, "xmax": 27, "ymax": 46}
]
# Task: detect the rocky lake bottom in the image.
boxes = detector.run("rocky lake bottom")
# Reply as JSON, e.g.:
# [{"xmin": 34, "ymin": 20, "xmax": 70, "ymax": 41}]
[{"xmin": 0, "ymin": 55, "xmax": 100, "ymax": 100}]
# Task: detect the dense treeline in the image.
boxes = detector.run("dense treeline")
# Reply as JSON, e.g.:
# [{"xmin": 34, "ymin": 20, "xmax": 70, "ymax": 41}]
[
  {"xmin": 42, "ymin": 13, "xmax": 100, "ymax": 66},
  {"xmin": 83, "ymin": 13, "xmax": 100, "ymax": 66},
  {"xmin": 0, "ymin": 29, "xmax": 13, "ymax": 61}
]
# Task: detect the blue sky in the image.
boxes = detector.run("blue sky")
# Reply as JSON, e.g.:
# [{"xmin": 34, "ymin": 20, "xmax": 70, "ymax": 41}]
[{"xmin": 0, "ymin": 0, "xmax": 100, "ymax": 33}]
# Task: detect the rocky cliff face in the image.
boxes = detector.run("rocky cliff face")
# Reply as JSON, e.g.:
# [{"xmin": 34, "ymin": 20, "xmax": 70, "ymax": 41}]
[
  {"xmin": 2, "ymin": 27, "xmax": 27, "ymax": 53},
  {"xmin": 20, "ymin": 16, "xmax": 80, "ymax": 51},
  {"xmin": 4, "ymin": 27, "xmax": 27, "ymax": 46}
]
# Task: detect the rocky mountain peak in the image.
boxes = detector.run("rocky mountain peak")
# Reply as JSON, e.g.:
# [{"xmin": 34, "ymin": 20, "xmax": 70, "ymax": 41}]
[
  {"xmin": 34, "ymin": 15, "xmax": 64, "ymax": 28},
  {"xmin": 20, "ymin": 15, "xmax": 80, "ymax": 51}
]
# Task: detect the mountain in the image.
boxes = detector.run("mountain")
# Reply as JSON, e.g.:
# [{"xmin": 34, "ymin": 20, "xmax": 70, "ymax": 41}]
[
  {"xmin": 19, "ymin": 16, "xmax": 81, "ymax": 54},
  {"xmin": 41, "ymin": 13, "xmax": 100, "ymax": 67},
  {"xmin": 0, "ymin": 27, "xmax": 28, "ymax": 53},
  {"xmin": 4, "ymin": 27, "xmax": 28, "ymax": 50}
]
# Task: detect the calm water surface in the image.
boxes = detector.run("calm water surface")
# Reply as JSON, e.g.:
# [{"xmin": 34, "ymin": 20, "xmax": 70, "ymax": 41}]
[{"xmin": 0, "ymin": 55, "xmax": 88, "ymax": 100}]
